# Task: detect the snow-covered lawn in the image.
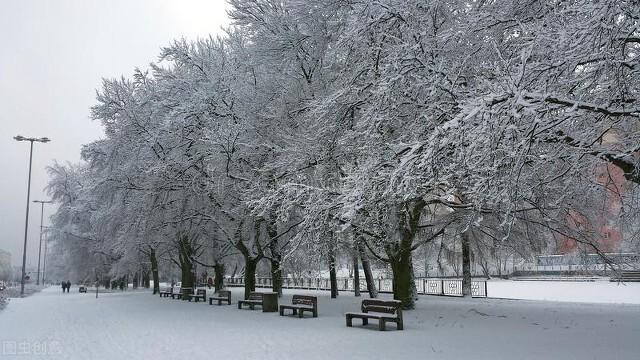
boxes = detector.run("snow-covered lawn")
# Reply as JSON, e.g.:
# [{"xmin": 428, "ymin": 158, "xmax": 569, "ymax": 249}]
[
  {"xmin": 1, "ymin": 286, "xmax": 639, "ymax": 360},
  {"xmin": 487, "ymin": 279, "xmax": 640, "ymax": 304}
]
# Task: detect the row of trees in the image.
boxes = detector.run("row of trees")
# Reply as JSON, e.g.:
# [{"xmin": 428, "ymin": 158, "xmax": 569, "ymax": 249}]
[{"xmin": 46, "ymin": 0, "xmax": 639, "ymax": 308}]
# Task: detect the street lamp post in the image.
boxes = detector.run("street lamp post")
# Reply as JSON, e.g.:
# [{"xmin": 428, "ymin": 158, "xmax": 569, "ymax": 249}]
[
  {"xmin": 33, "ymin": 200, "xmax": 53, "ymax": 285},
  {"xmin": 42, "ymin": 226, "xmax": 49, "ymax": 285},
  {"xmin": 14, "ymin": 135, "xmax": 51, "ymax": 296}
]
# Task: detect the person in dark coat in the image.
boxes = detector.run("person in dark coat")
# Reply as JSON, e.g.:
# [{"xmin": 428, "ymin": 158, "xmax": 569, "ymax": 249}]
[
  {"xmin": 65, "ymin": 281, "xmax": 71, "ymax": 292},
  {"xmin": 61, "ymin": 282, "xmax": 66, "ymax": 293}
]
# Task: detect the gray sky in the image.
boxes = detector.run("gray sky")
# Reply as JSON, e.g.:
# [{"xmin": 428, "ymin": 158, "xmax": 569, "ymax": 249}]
[{"xmin": 0, "ymin": 0, "xmax": 230, "ymax": 268}]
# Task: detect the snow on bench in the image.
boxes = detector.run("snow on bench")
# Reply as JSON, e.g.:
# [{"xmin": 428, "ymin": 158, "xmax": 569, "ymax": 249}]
[
  {"xmin": 238, "ymin": 292, "xmax": 263, "ymax": 310},
  {"xmin": 345, "ymin": 299, "xmax": 403, "ymax": 331},
  {"xmin": 209, "ymin": 290, "xmax": 231, "ymax": 305},
  {"xmin": 279, "ymin": 295, "xmax": 318, "ymax": 318},
  {"xmin": 159, "ymin": 287, "xmax": 174, "ymax": 298},
  {"xmin": 188, "ymin": 289, "xmax": 206, "ymax": 303}
]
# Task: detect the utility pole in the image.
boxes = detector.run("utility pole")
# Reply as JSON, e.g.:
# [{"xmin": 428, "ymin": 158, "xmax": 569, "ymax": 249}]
[{"xmin": 33, "ymin": 200, "xmax": 53, "ymax": 285}]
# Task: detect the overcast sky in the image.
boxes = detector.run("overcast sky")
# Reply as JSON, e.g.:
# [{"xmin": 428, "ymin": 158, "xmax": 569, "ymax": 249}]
[{"xmin": 0, "ymin": 0, "xmax": 230, "ymax": 268}]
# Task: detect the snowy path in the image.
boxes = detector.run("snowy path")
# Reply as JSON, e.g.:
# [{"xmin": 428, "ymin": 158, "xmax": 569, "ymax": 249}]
[{"xmin": 1, "ymin": 287, "xmax": 639, "ymax": 360}]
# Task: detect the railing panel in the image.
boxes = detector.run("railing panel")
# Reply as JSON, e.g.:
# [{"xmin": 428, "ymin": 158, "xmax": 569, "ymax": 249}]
[
  {"xmin": 471, "ymin": 281, "xmax": 486, "ymax": 297},
  {"xmin": 425, "ymin": 279, "xmax": 442, "ymax": 295},
  {"xmin": 443, "ymin": 279, "xmax": 462, "ymax": 296},
  {"xmin": 222, "ymin": 277, "xmax": 487, "ymax": 297}
]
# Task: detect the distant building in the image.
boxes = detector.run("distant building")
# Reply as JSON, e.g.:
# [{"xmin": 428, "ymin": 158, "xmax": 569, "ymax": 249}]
[
  {"xmin": 0, "ymin": 249, "xmax": 11, "ymax": 281},
  {"xmin": 558, "ymin": 131, "xmax": 635, "ymax": 254}
]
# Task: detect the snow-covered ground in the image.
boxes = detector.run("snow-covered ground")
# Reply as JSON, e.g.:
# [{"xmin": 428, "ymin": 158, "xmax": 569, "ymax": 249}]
[
  {"xmin": 487, "ymin": 279, "xmax": 640, "ymax": 304},
  {"xmin": 1, "ymin": 286, "xmax": 639, "ymax": 359}
]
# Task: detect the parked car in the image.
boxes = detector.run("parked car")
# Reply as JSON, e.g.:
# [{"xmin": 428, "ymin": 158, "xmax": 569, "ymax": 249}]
[{"xmin": 79, "ymin": 286, "xmax": 87, "ymax": 293}]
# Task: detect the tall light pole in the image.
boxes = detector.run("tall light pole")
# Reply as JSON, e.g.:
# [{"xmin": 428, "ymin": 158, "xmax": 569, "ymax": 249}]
[
  {"xmin": 33, "ymin": 200, "xmax": 53, "ymax": 285},
  {"xmin": 42, "ymin": 226, "xmax": 49, "ymax": 285},
  {"xmin": 14, "ymin": 135, "xmax": 51, "ymax": 296}
]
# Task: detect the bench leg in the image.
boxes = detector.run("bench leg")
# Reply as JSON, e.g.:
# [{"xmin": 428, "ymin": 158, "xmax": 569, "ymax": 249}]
[
  {"xmin": 238, "ymin": 302, "xmax": 242, "ymax": 309},
  {"xmin": 397, "ymin": 320, "xmax": 403, "ymax": 331},
  {"xmin": 209, "ymin": 298, "xmax": 213, "ymax": 305},
  {"xmin": 378, "ymin": 319, "xmax": 386, "ymax": 331},
  {"xmin": 346, "ymin": 316, "xmax": 352, "ymax": 327},
  {"xmin": 298, "ymin": 309, "xmax": 304, "ymax": 318},
  {"xmin": 313, "ymin": 310, "xmax": 318, "ymax": 318},
  {"xmin": 362, "ymin": 318, "xmax": 368, "ymax": 326}
]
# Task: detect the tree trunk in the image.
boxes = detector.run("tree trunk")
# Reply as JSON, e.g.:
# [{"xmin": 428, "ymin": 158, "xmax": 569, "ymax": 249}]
[
  {"xmin": 357, "ymin": 237, "xmax": 378, "ymax": 298},
  {"xmin": 214, "ymin": 262, "xmax": 225, "ymax": 292},
  {"xmin": 390, "ymin": 249, "xmax": 417, "ymax": 309},
  {"xmin": 386, "ymin": 200, "xmax": 425, "ymax": 309},
  {"xmin": 267, "ymin": 218, "xmax": 283, "ymax": 296},
  {"xmin": 234, "ymin": 218, "xmax": 263, "ymax": 300},
  {"xmin": 180, "ymin": 262, "xmax": 194, "ymax": 291},
  {"xmin": 270, "ymin": 258, "xmax": 283, "ymax": 297},
  {"xmin": 461, "ymin": 231, "xmax": 472, "ymax": 297},
  {"xmin": 132, "ymin": 272, "xmax": 138, "ymax": 289},
  {"xmin": 177, "ymin": 235, "xmax": 195, "ymax": 291},
  {"xmin": 353, "ymin": 254, "xmax": 361, "ymax": 297},
  {"xmin": 142, "ymin": 271, "xmax": 150, "ymax": 288},
  {"xmin": 328, "ymin": 232, "xmax": 339, "ymax": 298},
  {"xmin": 243, "ymin": 258, "xmax": 257, "ymax": 300},
  {"xmin": 150, "ymin": 248, "xmax": 160, "ymax": 295}
]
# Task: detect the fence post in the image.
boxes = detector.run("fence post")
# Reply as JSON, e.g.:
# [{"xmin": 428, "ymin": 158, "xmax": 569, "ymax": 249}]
[
  {"xmin": 484, "ymin": 281, "xmax": 488, "ymax": 297},
  {"xmin": 440, "ymin": 280, "xmax": 444, "ymax": 295}
]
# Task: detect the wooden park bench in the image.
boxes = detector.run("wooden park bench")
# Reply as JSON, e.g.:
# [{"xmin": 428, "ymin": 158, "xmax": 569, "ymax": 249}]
[
  {"xmin": 188, "ymin": 289, "xmax": 206, "ymax": 303},
  {"xmin": 170, "ymin": 288, "xmax": 181, "ymax": 299},
  {"xmin": 159, "ymin": 287, "xmax": 173, "ymax": 298},
  {"xmin": 171, "ymin": 287, "xmax": 193, "ymax": 300},
  {"xmin": 237, "ymin": 292, "xmax": 263, "ymax": 310},
  {"xmin": 345, "ymin": 299, "xmax": 403, "ymax": 331},
  {"xmin": 209, "ymin": 290, "xmax": 231, "ymax": 305},
  {"xmin": 279, "ymin": 295, "xmax": 318, "ymax": 318}
]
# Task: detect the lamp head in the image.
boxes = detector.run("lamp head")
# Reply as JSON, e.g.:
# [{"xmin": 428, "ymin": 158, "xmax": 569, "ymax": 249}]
[
  {"xmin": 14, "ymin": 135, "xmax": 25, "ymax": 141},
  {"xmin": 39, "ymin": 137, "xmax": 51, "ymax": 143}
]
